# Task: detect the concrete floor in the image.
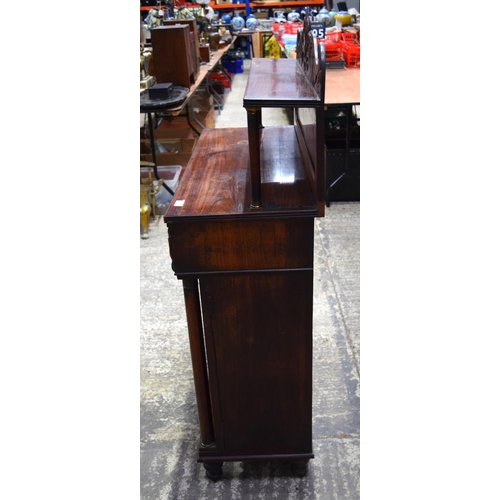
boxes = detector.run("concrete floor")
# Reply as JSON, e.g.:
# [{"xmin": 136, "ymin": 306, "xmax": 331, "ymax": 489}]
[{"xmin": 140, "ymin": 61, "xmax": 360, "ymax": 499}]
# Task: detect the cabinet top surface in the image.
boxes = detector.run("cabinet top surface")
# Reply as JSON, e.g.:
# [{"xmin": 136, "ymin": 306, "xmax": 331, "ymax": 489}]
[
  {"xmin": 164, "ymin": 126, "xmax": 317, "ymax": 221},
  {"xmin": 151, "ymin": 25, "xmax": 189, "ymax": 31},
  {"xmin": 243, "ymin": 58, "xmax": 320, "ymax": 107}
]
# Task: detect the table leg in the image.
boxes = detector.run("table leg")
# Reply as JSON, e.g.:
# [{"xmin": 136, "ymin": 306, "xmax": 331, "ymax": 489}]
[
  {"xmin": 246, "ymin": 35, "xmax": 254, "ymax": 58},
  {"xmin": 217, "ymin": 65, "xmax": 232, "ymax": 89},
  {"xmin": 182, "ymin": 279, "xmax": 216, "ymax": 448},
  {"xmin": 145, "ymin": 113, "xmax": 177, "ymax": 197},
  {"xmin": 147, "ymin": 112, "xmax": 159, "ymax": 179},
  {"xmin": 185, "ymin": 102, "xmax": 202, "ymax": 136}
]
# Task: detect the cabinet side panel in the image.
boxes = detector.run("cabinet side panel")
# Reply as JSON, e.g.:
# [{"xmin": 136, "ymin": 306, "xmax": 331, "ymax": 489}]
[
  {"xmin": 199, "ymin": 270, "xmax": 313, "ymax": 456},
  {"xmin": 150, "ymin": 26, "xmax": 193, "ymax": 87}
]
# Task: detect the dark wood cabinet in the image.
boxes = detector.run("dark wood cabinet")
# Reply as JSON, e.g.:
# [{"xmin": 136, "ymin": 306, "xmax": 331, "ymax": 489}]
[
  {"xmin": 150, "ymin": 24, "xmax": 196, "ymax": 88},
  {"xmin": 160, "ymin": 19, "xmax": 200, "ymax": 80},
  {"xmin": 163, "ymin": 18, "xmax": 326, "ymax": 481}
]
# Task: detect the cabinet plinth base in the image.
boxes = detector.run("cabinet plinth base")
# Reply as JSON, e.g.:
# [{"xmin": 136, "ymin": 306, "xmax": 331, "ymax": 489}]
[
  {"xmin": 198, "ymin": 452, "xmax": 314, "ymax": 463},
  {"xmin": 200, "ymin": 456, "xmax": 312, "ymax": 480}
]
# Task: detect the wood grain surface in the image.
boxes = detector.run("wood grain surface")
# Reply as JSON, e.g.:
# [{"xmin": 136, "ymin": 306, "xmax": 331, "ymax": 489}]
[
  {"xmin": 167, "ymin": 217, "xmax": 314, "ymax": 276},
  {"xmin": 164, "ymin": 126, "xmax": 317, "ymax": 221},
  {"xmin": 199, "ymin": 270, "xmax": 314, "ymax": 456},
  {"xmin": 243, "ymin": 58, "xmax": 320, "ymax": 107}
]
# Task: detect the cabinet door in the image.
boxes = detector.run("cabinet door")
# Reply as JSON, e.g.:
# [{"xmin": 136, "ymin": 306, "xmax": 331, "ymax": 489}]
[{"xmin": 200, "ymin": 270, "xmax": 313, "ymax": 456}]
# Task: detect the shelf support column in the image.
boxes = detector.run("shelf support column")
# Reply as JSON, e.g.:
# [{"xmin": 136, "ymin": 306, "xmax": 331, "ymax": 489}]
[
  {"xmin": 246, "ymin": 106, "xmax": 263, "ymax": 209},
  {"xmin": 182, "ymin": 279, "xmax": 215, "ymax": 447}
]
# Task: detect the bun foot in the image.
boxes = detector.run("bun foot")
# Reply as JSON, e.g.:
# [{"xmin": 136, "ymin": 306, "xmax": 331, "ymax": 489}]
[
  {"xmin": 291, "ymin": 459, "xmax": 309, "ymax": 477},
  {"xmin": 203, "ymin": 462, "xmax": 223, "ymax": 481}
]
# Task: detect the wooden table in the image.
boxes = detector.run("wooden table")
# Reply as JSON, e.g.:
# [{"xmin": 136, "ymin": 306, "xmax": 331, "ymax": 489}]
[
  {"xmin": 325, "ymin": 67, "xmax": 360, "ymax": 106},
  {"xmin": 324, "ymin": 67, "xmax": 360, "ymax": 203}
]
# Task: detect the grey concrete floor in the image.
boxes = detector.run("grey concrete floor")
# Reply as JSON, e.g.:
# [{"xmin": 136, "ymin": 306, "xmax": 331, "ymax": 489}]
[{"xmin": 140, "ymin": 60, "xmax": 360, "ymax": 499}]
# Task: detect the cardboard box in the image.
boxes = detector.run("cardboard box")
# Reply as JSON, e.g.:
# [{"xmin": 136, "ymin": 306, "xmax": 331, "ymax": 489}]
[
  {"xmin": 140, "ymin": 165, "xmax": 181, "ymax": 190},
  {"xmin": 156, "ymin": 138, "xmax": 197, "ymax": 153},
  {"xmin": 152, "ymin": 115, "xmax": 192, "ymax": 129},
  {"xmin": 153, "ymin": 127, "xmax": 194, "ymax": 139},
  {"xmin": 140, "ymin": 153, "xmax": 192, "ymax": 168},
  {"xmin": 140, "ymin": 120, "xmax": 194, "ymax": 139},
  {"xmin": 140, "ymin": 138, "xmax": 197, "ymax": 155},
  {"xmin": 191, "ymin": 92, "xmax": 214, "ymax": 112},
  {"xmin": 192, "ymin": 107, "xmax": 215, "ymax": 129}
]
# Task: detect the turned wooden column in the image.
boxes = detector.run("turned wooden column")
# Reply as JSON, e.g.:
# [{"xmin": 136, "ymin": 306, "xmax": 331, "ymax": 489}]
[
  {"xmin": 246, "ymin": 107, "xmax": 263, "ymax": 209},
  {"xmin": 182, "ymin": 279, "xmax": 215, "ymax": 446}
]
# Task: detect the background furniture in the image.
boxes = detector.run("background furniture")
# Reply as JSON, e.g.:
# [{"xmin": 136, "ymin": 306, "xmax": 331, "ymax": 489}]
[
  {"xmin": 160, "ymin": 18, "xmax": 201, "ymax": 78},
  {"xmin": 140, "ymin": 86, "xmax": 189, "ymax": 195},
  {"xmin": 141, "ymin": 41, "xmax": 235, "ymax": 136},
  {"xmin": 324, "ymin": 68, "xmax": 360, "ymax": 203},
  {"xmin": 151, "ymin": 25, "xmax": 198, "ymax": 88}
]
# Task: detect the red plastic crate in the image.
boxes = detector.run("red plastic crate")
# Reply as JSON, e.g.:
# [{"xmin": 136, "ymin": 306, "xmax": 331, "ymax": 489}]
[
  {"xmin": 323, "ymin": 39, "xmax": 343, "ymax": 61},
  {"xmin": 343, "ymin": 44, "xmax": 360, "ymax": 68},
  {"xmin": 283, "ymin": 21, "xmax": 303, "ymax": 34},
  {"xmin": 342, "ymin": 31, "xmax": 359, "ymax": 45},
  {"xmin": 341, "ymin": 31, "xmax": 360, "ymax": 67},
  {"xmin": 272, "ymin": 22, "xmax": 282, "ymax": 33},
  {"xmin": 325, "ymin": 31, "xmax": 342, "ymax": 43},
  {"xmin": 210, "ymin": 72, "xmax": 231, "ymax": 88}
]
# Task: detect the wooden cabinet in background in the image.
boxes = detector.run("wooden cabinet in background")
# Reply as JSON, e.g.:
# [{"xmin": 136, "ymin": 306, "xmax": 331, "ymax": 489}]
[
  {"xmin": 160, "ymin": 19, "xmax": 200, "ymax": 79},
  {"xmin": 150, "ymin": 25, "xmax": 197, "ymax": 88}
]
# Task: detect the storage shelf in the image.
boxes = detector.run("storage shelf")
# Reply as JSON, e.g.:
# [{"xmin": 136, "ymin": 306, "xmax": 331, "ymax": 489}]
[
  {"xmin": 210, "ymin": 3, "xmax": 246, "ymax": 8},
  {"xmin": 249, "ymin": 1, "xmax": 323, "ymax": 7},
  {"xmin": 211, "ymin": 1, "xmax": 324, "ymax": 8},
  {"xmin": 141, "ymin": 1, "xmax": 324, "ymax": 11}
]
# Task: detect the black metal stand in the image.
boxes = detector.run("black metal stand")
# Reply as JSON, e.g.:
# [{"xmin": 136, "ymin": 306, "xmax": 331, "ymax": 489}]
[
  {"xmin": 140, "ymin": 85, "xmax": 189, "ymax": 196},
  {"xmin": 143, "ymin": 112, "xmax": 175, "ymax": 196}
]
